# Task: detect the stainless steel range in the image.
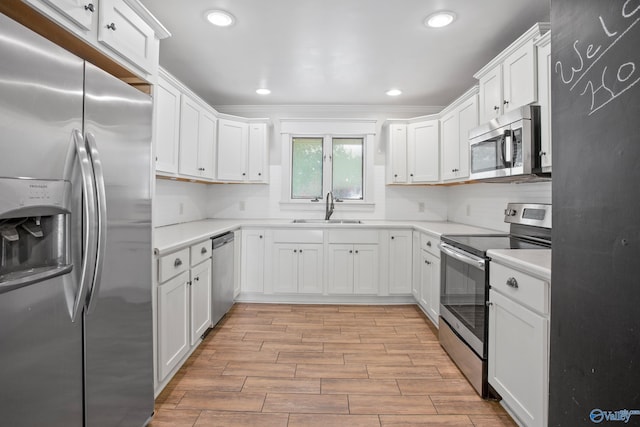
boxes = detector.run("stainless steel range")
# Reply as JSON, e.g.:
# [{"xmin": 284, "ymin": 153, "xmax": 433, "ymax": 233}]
[{"xmin": 438, "ymin": 203, "xmax": 551, "ymax": 398}]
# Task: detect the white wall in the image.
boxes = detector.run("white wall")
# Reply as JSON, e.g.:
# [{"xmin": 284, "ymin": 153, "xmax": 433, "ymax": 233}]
[
  {"xmin": 154, "ymin": 179, "xmax": 209, "ymax": 227},
  {"xmin": 447, "ymin": 181, "xmax": 552, "ymax": 231}
]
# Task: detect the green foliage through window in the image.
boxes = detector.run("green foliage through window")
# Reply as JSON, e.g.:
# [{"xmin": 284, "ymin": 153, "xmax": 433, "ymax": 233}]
[{"xmin": 291, "ymin": 137, "xmax": 323, "ymax": 199}]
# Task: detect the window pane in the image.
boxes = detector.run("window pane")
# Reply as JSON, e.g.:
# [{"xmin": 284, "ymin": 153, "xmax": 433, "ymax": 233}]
[
  {"xmin": 332, "ymin": 138, "xmax": 363, "ymax": 200},
  {"xmin": 291, "ymin": 137, "xmax": 323, "ymax": 199}
]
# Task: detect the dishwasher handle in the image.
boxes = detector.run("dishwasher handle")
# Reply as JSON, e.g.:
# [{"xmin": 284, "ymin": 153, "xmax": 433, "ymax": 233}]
[{"xmin": 212, "ymin": 232, "xmax": 235, "ymax": 250}]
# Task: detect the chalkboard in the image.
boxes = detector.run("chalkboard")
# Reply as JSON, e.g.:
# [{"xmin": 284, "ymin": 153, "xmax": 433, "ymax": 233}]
[{"xmin": 550, "ymin": 1, "xmax": 640, "ymax": 426}]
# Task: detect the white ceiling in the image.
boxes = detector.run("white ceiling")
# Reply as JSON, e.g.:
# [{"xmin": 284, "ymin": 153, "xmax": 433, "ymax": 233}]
[{"xmin": 139, "ymin": 0, "xmax": 550, "ymax": 108}]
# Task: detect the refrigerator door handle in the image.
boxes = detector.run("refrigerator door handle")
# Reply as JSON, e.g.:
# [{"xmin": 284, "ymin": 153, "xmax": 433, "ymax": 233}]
[
  {"xmin": 85, "ymin": 132, "xmax": 107, "ymax": 314},
  {"xmin": 70, "ymin": 129, "xmax": 99, "ymax": 322}
]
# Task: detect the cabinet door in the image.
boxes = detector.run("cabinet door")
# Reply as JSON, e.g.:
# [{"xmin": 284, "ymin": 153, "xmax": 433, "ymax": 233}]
[
  {"xmin": 158, "ymin": 271, "xmax": 190, "ymax": 381},
  {"xmin": 456, "ymin": 94, "xmax": 478, "ymax": 180},
  {"xmin": 503, "ymin": 41, "xmax": 536, "ymax": 113},
  {"xmin": 248, "ymin": 123, "xmax": 267, "ymax": 182},
  {"xmin": 154, "ymin": 76, "xmax": 181, "ymax": 174},
  {"xmin": 27, "ymin": 0, "xmax": 95, "ymax": 31},
  {"xmin": 489, "ymin": 289, "xmax": 547, "ymax": 427},
  {"xmin": 353, "ymin": 244, "xmax": 379, "ymax": 294},
  {"xmin": 389, "ymin": 124, "xmax": 407, "ymax": 183},
  {"xmin": 198, "ymin": 110, "xmax": 216, "ymax": 179},
  {"xmin": 440, "ymin": 110, "xmax": 460, "ymax": 181},
  {"xmin": 272, "ymin": 243, "xmax": 299, "ymax": 293},
  {"xmin": 178, "ymin": 95, "xmax": 201, "ymax": 177},
  {"xmin": 411, "ymin": 232, "xmax": 421, "ymax": 300},
  {"xmin": 98, "ymin": 0, "xmax": 155, "ymax": 73},
  {"xmin": 298, "ymin": 243, "xmax": 323, "ymax": 294},
  {"xmin": 190, "ymin": 260, "xmax": 212, "ymax": 345},
  {"xmin": 537, "ymin": 40, "xmax": 552, "ymax": 171},
  {"xmin": 327, "ymin": 244, "xmax": 354, "ymax": 294},
  {"xmin": 408, "ymin": 121, "xmax": 439, "ymax": 182},
  {"xmin": 425, "ymin": 252, "xmax": 440, "ymax": 325},
  {"xmin": 388, "ymin": 231, "xmax": 413, "ymax": 294},
  {"xmin": 478, "ymin": 65, "xmax": 503, "ymax": 123},
  {"xmin": 241, "ymin": 230, "xmax": 265, "ymax": 293},
  {"xmin": 418, "ymin": 251, "xmax": 431, "ymax": 311},
  {"xmin": 217, "ymin": 119, "xmax": 247, "ymax": 181}
]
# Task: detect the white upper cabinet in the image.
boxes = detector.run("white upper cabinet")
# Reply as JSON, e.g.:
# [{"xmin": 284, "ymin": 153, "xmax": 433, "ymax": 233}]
[
  {"xmin": 475, "ymin": 23, "xmax": 550, "ymax": 124},
  {"xmin": 178, "ymin": 95, "xmax": 216, "ymax": 180},
  {"xmin": 24, "ymin": 0, "xmax": 169, "ymax": 79},
  {"xmin": 217, "ymin": 119, "xmax": 268, "ymax": 182},
  {"xmin": 387, "ymin": 119, "xmax": 439, "ymax": 184},
  {"xmin": 440, "ymin": 89, "xmax": 478, "ymax": 182},
  {"xmin": 154, "ymin": 72, "xmax": 181, "ymax": 175},
  {"xmin": 98, "ymin": 0, "xmax": 155, "ymax": 74},
  {"xmin": 408, "ymin": 120, "xmax": 439, "ymax": 183},
  {"xmin": 536, "ymin": 32, "xmax": 552, "ymax": 172}
]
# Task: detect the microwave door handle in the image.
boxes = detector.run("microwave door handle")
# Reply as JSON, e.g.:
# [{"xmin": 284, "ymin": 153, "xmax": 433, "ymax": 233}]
[{"xmin": 503, "ymin": 130, "xmax": 512, "ymax": 167}]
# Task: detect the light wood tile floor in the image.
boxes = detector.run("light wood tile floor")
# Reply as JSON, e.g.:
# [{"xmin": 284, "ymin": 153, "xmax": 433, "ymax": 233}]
[{"xmin": 151, "ymin": 304, "xmax": 517, "ymax": 427}]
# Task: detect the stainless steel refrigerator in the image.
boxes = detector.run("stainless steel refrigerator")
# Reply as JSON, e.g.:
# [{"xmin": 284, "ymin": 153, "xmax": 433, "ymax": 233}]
[{"xmin": 0, "ymin": 12, "xmax": 153, "ymax": 427}]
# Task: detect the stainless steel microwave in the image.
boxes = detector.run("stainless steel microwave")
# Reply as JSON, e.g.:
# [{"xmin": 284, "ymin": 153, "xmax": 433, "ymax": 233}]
[{"xmin": 469, "ymin": 105, "xmax": 545, "ymax": 181}]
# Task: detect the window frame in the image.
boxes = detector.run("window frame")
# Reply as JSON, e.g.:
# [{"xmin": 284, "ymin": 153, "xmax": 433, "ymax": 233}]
[{"xmin": 280, "ymin": 119, "xmax": 376, "ymax": 210}]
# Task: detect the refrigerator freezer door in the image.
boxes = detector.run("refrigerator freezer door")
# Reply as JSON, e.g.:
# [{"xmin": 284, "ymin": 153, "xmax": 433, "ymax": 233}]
[
  {"xmin": 0, "ymin": 13, "xmax": 84, "ymax": 427},
  {"xmin": 82, "ymin": 62, "xmax": 154, "ymax": 426}
]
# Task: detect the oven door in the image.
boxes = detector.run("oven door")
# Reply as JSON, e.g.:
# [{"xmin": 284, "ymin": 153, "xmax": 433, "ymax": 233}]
[
  {"xmin": 469, "ymin": 125, "xmax": 511, "ymax": 180},
  {"xmin": 439, "ymin": 242, "xmax": 488, "ymax": 358}
]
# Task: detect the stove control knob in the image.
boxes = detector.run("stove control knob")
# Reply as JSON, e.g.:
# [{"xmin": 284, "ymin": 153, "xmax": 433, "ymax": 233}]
[{"xmin": 504, "ymin": 208, "xmax": 517, "ymax": 217}]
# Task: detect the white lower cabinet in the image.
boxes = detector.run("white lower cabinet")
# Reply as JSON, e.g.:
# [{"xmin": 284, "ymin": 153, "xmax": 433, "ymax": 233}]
[
  {"xmin": 328, "ymin": 244, "xmax": 378, "ymax": 295},
  {"xmin": 488, "ymin": 263, "xmax": 549, "ymax": 427},
  {"xmin": 272, "ymin": 243, "xmax": 323, "ymax": 294},
  {"xmin": 420, "ymin": 250, "xmax": 441, "ymax": 324},
  {"xmin": 388, "ymin": 230, "xmax": 413, "ymax": 294},
  {"xmin": 189, "ymin": 260, "xmax": 212, "ymax": 345},
  {"xmin": 157, "ymin": 271, "xmax": 190, "ymax": 381},
  {"xmin": 241, "ymin": 229, "xmax": 265, "ymax": 293}
]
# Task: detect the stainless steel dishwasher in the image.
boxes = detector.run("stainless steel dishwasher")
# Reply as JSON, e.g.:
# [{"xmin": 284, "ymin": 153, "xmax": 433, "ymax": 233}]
[{"xmin": 211, "ymin": 232, "xmax": 235, "ymax": 326}]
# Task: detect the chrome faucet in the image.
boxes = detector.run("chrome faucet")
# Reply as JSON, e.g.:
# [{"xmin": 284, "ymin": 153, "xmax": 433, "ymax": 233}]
[{"xmin": 325, "ymin": 192, "xmax": 334, "ymax": 220}]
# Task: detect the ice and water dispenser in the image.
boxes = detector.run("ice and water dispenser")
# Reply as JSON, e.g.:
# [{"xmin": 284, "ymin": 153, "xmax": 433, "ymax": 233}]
[{"xmin": 0, "ymin": 178, "xmax": 72, "ymax": 292}]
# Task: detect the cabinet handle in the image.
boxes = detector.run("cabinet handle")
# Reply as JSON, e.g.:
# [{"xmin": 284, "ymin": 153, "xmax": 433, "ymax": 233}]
[
  {"xmin": 355, "ymin": 250, "xmax": 359, "ymax": 254},
  {"xmin": 259, "ymin": 235, "xmax": 263, "ymax": 239},
  {"xmin": 539, "ymin": 151, "xmax": 547, "ymax": 157},
  {"xmin": 410, "ymin": 173, "xmax": 414, "ymax": 177},
  {"xmin": 426, "ymin": 241, "xmax": 432, "ymax": 247},
  {"xmin": 258, "ymin": 172, "xmax": 262, "ymax": 176},
  {"xmin": 503, "ymin": 100, "xmax": 509, "ymax": 106},
  {"xmin": 174, "ymin": 258, "xmax": 182, "ymax": 267},
  {"xmin": 294, "ymin": 249, "xmax": 297, "ymax": 253},
  {"xmin": 391, "ymin": 236, "xmax": 395, "ymax": 240},
  {"xmin": 242, "ymin": 172, "xmax": 246, "ymax": 176},
  {"xmin": 194, "ymin": 276, "xmax": 200, "ymax": 282},
  {"xmin": 394, "ymin": 174, "xmax": 398, "ymax": 178},
  {"xmin": 506, "ymin": 277, "xmax": 519, "ymax": 289},
  {"xmin": 84, "ymin": 3, "xmax": 95, "ymax": 12},
  {"xmin": 486, "ymin": 301, "xmax": 493, "ymax": 307},
  {"xmin": 299, "ymin": 249, "xmax": 303, "ymax": 253},
  {"xmin": 425, "ymin": 259, "xmax": 431, "ymax": 265},
  {"xmin": 187, "ymin": 280, "xmax": 192, "ymax": 286},
  {"xmin": 349, "ymin": 250, "xmax": 353, "ymax": 254},
  {"xmin": 493, "ymin": 105, "xmax": 500, "ymax": 111},
  {"xmin": 201, "ymin": 247, "xmax": 207, "ymax": 255},
  {"xmin": 106, "ymin": 22, "xmax": 117, "ymax": 31}
]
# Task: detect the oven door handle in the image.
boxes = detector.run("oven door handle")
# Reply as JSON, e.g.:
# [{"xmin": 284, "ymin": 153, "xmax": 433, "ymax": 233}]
[{"xmin": 438, "ymin": 242, "xmax": 486, "ymax": 271}]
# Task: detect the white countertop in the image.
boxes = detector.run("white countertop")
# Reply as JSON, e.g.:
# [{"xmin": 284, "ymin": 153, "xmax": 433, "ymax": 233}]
[
  {"xmin": 154, "ymin": 218, "xmax": 499, "ymax": 255},
  {"xmin": 487, "ymin": 249, "xmax": 551, "ymax": 282}
]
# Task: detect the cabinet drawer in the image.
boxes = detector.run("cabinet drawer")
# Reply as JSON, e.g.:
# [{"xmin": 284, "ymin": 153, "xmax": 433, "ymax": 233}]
[
  {"xmin": 490, "ymin": 262, "xmax": 549, "ymax": 314},
  {"xmin": 327, "ymin": 229, "xmax": 379, "ymax": 244},
  {"xmin": 273, "ymin": 229, "xmax": 323, "ymax": 243},
  {"xmin": 158, "ymin": 248, "xmax": 189, "ymax": 283},
  {"xmin": 190, "ymin": 240, "xmax": 212, "ymax": 266},
  {"xmin": 420, "ymin": 233, "xmax": 440, "ymax": 258}
]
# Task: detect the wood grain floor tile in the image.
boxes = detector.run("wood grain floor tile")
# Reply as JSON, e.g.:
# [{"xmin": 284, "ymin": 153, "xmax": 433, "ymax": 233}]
[
  {"xmin": 349, "ymin": 394, "xmax": 437, "ymax": 414},
  {"xmin": 222, "ymin": 361, "xmax": 296, "ymax": 378},
  {"xmin": 289, "ymin": 414, "xmax": 381, "ymax": 427},
  {"xmin": 241, "ymin": 377, "xmax": 320, "ymax": 394},
  {"xmin": 148, "ymin": 408, "xmax": 201, "ymax": 426},
  {"xmin": 154, "ymin": 304, "xmax": 517, "ymax": 426},
  {"xmin": 321, "ymin": 379, "xmax": 401, "ymax": 395},
  {"xmin": 379, "ymin": 414, "xmax": 473, "ymax": 426},
  {"xmin": 177, "ymin": 390, "xmax": 265, "ymax": 412},
  {"xmin": 295, "ymin": 363, "xmax": 369, "ymax": 379},
  {"xmin": 194, "ymin": 411, "xmax": 289, "ymax": 427},
  {"xmin": 262, "ymin": 393, "xmax": 349, "ymax": 413}
]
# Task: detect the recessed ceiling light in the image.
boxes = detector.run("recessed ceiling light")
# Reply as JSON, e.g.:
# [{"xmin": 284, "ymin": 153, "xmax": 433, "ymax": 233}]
[
  {"xmin": 205, "ymin": 10, "xmax": 235, "ymax": 27},
  {"xmin": 386, "ymin": 89, "xmax": 402, "ymax": 97},
  {"xmin": 425, "ymin": 11, "xmax": 456, "ymax": 28},
  {"xmin": 256, "ymin": 88, "xmax": 271, "ymax": 95}
]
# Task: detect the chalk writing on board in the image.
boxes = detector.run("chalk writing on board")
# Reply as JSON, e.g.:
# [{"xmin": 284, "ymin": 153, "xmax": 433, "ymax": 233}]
[{"xmin": 554, "ymin": 0, "xmax": 640, "ymax": 115}]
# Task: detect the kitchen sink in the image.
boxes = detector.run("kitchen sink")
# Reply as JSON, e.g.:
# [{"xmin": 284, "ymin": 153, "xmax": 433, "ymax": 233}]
[{"xmin": 292, "ymin": 219, "xmax": 363, "ymax": 224}]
